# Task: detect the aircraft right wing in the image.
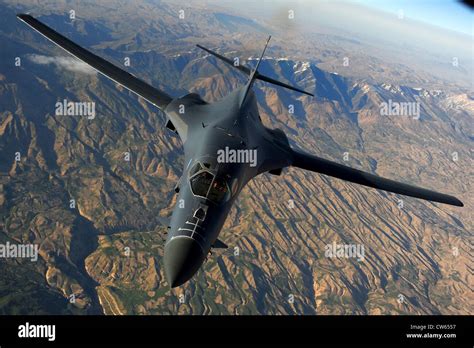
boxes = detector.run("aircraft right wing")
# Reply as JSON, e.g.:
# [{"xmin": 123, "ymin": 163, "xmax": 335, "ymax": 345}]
[
  {"xmin": 291, "ymin": 149, "xmax": 463, "ymax": 207},
  {"xmin": 17, "ymin": 14, "xmax": 172, "ymax": 110}
]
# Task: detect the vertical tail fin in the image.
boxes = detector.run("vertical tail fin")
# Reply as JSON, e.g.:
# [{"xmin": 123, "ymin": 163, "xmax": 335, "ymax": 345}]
[{"xmin": 240, "ymin": 35, "xmax": 272, "ymax": 105}]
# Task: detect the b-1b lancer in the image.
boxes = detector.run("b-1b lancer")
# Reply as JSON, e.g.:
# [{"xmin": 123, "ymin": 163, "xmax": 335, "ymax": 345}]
[{"xmin": 17, "ymin": 14, "xmax": 463, "ymax": 288}]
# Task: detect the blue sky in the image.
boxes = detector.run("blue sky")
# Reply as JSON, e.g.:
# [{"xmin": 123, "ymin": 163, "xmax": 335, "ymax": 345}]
[{"xmin": 357, "ymin": 0, "xmax": 473, "ymax": 35}]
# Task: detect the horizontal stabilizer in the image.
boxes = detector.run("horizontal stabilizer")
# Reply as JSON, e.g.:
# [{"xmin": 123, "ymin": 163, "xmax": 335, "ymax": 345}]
[
  {"xmin": 256, "ymin": 73, "xmax": 313, "ymax": 96},
  {"xmin": 196, "ymin": 44, "xmax": 251, "ymax": 75},
  {"xmin": 196, "ymin": 43, "xmax": 313, "ymax": 97},
  {"xmin": 292, "ymin": 149, "xmax": 463, "ymax": 207}
]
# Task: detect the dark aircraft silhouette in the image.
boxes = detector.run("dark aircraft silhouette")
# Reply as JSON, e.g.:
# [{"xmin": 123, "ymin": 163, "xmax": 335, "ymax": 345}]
[{"xmin": 17, "ymin": 14, "xmax": 463, "ymax": 288}]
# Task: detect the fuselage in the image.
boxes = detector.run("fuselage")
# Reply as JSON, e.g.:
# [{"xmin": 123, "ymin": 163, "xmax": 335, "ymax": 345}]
[{"xmin": 162, "ymin": 86, "xmax": 292, "ymax": 287}]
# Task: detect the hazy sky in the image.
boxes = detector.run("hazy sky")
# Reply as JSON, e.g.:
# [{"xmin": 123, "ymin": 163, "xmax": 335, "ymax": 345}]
[
  {"xmin": 201, "ymin": 0, "xmax": 472, "ymax": 60},
  {"xmin": 357, "ymin": 0, "xmax": 472, "ymax": 36},
  {"xmin": 205, "ymin": 0, "xmax": 472, "ymax": 37}
]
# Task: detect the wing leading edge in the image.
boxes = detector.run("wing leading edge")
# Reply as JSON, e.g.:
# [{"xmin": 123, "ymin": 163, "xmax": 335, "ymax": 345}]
[
  {"xmin": 291, "ymin": 149, "xmax": 463, "ymax": 207},
  {"xmin": 17, "ymin": 14, "xmax": 172, "ymax": 110}
]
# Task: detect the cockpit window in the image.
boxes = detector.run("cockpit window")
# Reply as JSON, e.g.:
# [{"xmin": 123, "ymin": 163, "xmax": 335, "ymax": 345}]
[
  {"xmin": 207, "ymin": 177, "xmax": 229, "ymax": 203},
  {"xmin": 189, "ymin": 162, "xmax": 203, "ymax": 177},
  {"xmin": 189, "ymin": 169, "xmax": 230, "ymax": 203},
  {"xmin": 190, "ymin": 171, "xmax": 214, "ymax": 197}
]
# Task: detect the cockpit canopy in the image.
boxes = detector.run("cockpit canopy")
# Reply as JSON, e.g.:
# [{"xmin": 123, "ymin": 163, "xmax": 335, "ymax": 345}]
[{"xmin": 189, "ymin": 162, "xmax": 230, "ymax": 204}]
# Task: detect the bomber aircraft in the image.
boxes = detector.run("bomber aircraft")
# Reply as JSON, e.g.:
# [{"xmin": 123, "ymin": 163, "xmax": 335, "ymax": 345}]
[{"xmin": 17, "ymin": 14, "xmax": 463, "ymax": 287}]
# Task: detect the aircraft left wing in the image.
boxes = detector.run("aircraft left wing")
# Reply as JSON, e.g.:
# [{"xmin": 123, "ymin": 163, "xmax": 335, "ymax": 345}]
[
  {"xmin": 17, "ymin": 14, "xmax": 172, "ymax": 110},
  {"xmin": 291, "ymin": 149, "xmax": 463, "ymax": 207}
]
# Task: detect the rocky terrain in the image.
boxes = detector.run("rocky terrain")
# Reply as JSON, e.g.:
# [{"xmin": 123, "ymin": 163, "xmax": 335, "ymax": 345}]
[{"xmin": 0, "ymin": 0, "xmax": 472, "ymax": 315}]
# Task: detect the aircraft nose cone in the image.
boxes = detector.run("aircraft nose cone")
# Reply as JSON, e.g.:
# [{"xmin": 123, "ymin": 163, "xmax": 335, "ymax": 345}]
[{"xmin": 164, "ymin": 237, "xmax": 205, "ymax": 288}]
